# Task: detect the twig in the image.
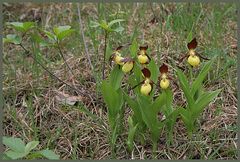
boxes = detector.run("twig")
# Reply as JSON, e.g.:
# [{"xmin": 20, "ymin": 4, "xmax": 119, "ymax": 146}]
[
  {"xmin": 102, "ymin": 31, "xmax": 108, "ymax": 80},
  {"xmin": 18, "ymin": 43, "xmax": 84, "ymax": 96},
  {"xmin": 56, "ymin": 41, "xmax": 74, "ymax": 76},
  {"xmin": 77, "ymin": 3, "xmax": 94, "ymax": 73}
]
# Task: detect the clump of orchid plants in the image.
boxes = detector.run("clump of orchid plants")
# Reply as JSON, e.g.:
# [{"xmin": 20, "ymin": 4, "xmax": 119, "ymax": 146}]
[{"xmin": 101, "ymin": 38, "xmax": 220, "ymax": 157}]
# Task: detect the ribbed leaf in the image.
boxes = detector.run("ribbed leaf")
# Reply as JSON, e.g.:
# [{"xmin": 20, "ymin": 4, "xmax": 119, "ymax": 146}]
[
  {"xmin": 110, "ymin": 66, "xmax": 124, "ymax": 90},
  {"xmin": 176, "ymin": 69, "xmax": 194, "ymax": 108},
  {"xmin": 101, "ymin": 81, "xmax": 123, "ymax": 129},
  {"xmin": 191, "ymin": 59, "xmax": 214, "ymax": 96},
  {"xmin": 108, "ymin": 19, "xmax": 125, "ymax": 27},
  {"xmin": 152, "ymin": 93, "xmax": 165, "ymax": 114},
  {"xmin": 193, "ymin": 89, "xmax": 221, "ymax": 119}
]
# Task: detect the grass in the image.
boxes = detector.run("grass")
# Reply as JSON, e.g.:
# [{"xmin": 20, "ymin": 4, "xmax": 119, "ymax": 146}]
[{"xmin": 3, "ymin": 2, "xmax": 237, "ymax": 160}]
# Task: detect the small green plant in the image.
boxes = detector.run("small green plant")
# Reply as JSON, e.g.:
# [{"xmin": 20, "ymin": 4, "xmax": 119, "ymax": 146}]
[
  {"xmin": 3, "ymin": 136, "xmax": 59, "ymax": 160},
  {"xmin": 90, "ymin": 19, "xmax": 125, "ymax": 79},
  {"xmin": 4, "ymin": 21, "xmax": 80, "ymax": 94}
]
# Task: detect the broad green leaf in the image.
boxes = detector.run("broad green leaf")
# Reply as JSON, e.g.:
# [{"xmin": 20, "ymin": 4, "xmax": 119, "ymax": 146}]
[
  {"xmin": 31, "ymin": 34, "xmax": 49, "ymax": 47},
  {"xmin": 113, "ymin": 26, "xmax": 124, "ymax": 33},
  {"xmin": 53, "ymin": 26, "xmax": 74, "ymax": 41},
  {"xmin": 43, "ymin": 30, "xmax": 56, "ymax": 42},
  {"xmin": 108, "ymin": 19, "xmax": 125, "ymax": 27},
  {"xmin": 23, "ymin": 22, "xmax": 35, "ymax": 31},
  {"xmin": 179, "ymin": 108, "xmax": 194, "ymax": 133},
  {"xmin": 191, "ymin": 59, "xmax": 215, "ymax": 96},
  {"xmin": 110, "ymin": 66, "xmax": 124, "ymax": 90},
  {"xmin": 106, "ymin": 42, "xmax": 113, "ymax": 62},
  {"xmin": 137, "ymin": 95, "xmax": 158, "ymax": 133},
  {"xmin": 57, "ymin": 29, "xmax": 75, "ymax": 41},
  {"xmin": 99, "ymin": 20, "xmax": 109, "ymax": 31},
  {"xmin": 3, "ymin": 153, "xmax": 12, "ymax": 160},
  {"xmin": 7, "ymin": 22, "xmax": 35, "ymax": 33},
  {"xmin": 25, "ymin": 141, "xmax": 39, "ymax": 154},
  {"xmin": 38, "ymin": 149, "xmax": 60, "ymax": 160},
  {"xmin": 130, "ymin": 38, "xmax": 138, "ymax": 57},
  {"xmin": 152, "ymin": 93, "xmax": 165, "ymax": 114},
  {"xmin": 186, "ymin": 31, "xmax": 193, "ymax": 43},
  {"xmin": 163, "ymin": 89, "xmax": 173, "ymax": 115},
  {"xmin": 193, "ymin": 89, "xmax": 221, "ymax": 119},
  {"xmin": 3, "ymin": 136, "xmax": 25, "ymax": 153},
  {"xmin": 176, "ymin": 69, "xmax": 194, "ymax": 108},
  {"xmin": 123, "ymin": 92, "xmax": 143, "ymax": 125},
  {"xmin": 89, "ymin": 20, "xmax": 100, "ymax": 28},
  {"xmin": 5, "ymin": 150, "xmax": 27, "ymax": 159},
  {"xmin": 3, "ymin": 34, "xmax": 21, "ymax": 45},
  {"xmin": 101, "ymin": 81, "xmax": 123, "ymax": 129},
  {"xmin": 53, "ymin": 25, "xmax": 71, "ymax": 35}
]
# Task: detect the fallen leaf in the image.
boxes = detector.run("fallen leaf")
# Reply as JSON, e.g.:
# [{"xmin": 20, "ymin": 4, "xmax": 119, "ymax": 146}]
[{"xmin": 55, "ymin": 91, "xmax": 83, "ymax": 106}]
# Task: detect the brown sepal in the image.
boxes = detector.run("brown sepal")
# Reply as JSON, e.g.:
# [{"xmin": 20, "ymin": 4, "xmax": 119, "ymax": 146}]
[
  {"xmin": 139, "ymin": 45, "xmax": 148, "ymax": 51},
  {"xmin": 159, "ymin": 63, "xmax": 168, "ymax": 73},
  {"xmin": 141, "ymin": 68, "xmax": 151, "ymax": 78},
  {"xmin": 187, "ymin": 38, "xmax": 198, "ymax": 50}
]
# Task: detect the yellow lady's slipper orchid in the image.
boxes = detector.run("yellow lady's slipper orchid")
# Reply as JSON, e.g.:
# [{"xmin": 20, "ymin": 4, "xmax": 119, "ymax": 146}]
[
  {"xmin": 115, "ymin": 55, "xmax": 124, "ymax": 65},
  {"xmin": 138, "ymin": 54, "xmax": 149, "ymax": 64},
  {"xmin": 140, "ymin": 83, "xmax": 152, "ymax": 95},
  {"xmin": 160, "ymin": 78, "xmax": 170, "ymax": 89},
  {"xmin": 187, "ymin": 55, "xmax": 200, "ymax": 67},
  {"xmin": 159, "ymin": 64, "xmax": 170, "ymax": 89},
  {"xmin": 137, "ymin": 45, "xmax": 150, "ymax": 64},
  {"xmin": 122, "ymin": 61, "xmax": 134, "ymax": 73}
]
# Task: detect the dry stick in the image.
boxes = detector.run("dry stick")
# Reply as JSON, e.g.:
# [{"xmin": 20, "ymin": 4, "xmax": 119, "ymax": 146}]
[
  {"xmin": 56, "ymin": 41, "xmax": 74, "ymax": 76},
  {"xmin": 18, "ymin": 43, "xmax": 85, "ymax": 96},
  {"xmin": 77, "ymin": 3, "xmax": 94, "ymax": 73},
  {"xmin": 102, "ymin": 31, "xmax": 108, "ymax": 80}
]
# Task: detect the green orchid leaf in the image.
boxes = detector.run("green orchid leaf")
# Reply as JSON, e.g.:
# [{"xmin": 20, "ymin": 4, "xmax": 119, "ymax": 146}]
[
  {"xmin": 123, "ymin": 91, "xmax": 145, "ymax": 130},
  {"xmin": 130, "ymin": 38, "xmax": 138, "ymax": 58},
  {"xmin": 179, "ymin": 108, "xmax": 194, "ymax": 134},
  {"xmin": 163, "ymin": 89, "xmax": 173, "ymax": 115},
  {"xmin": 110, "ymin": 65, "xmax": 124, "ymax": 90},
  {"xmin": 176, "ymin": 68, "xmax": 194, "ymax": 108},
  {"xmin": 152, "ymin": 93, "xmax": 165, "ymax": 114},
  {"xmin": 127, "ymin": 116, "xmax": 138, "ymax": 152},
  {"xmin": 193, "ymin": 89, "xmax": 221, "ymax": 119},
  {"xmin": 148, "ymin": 59, "xmax": 159, "ymax": 84},
  {"xmin": 101, "ymin": 81, "xmax": 123, "ymax": 129},
  {"xmin": 191, "ymin": 59, "xmax": 215, "ymax": 96}
]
